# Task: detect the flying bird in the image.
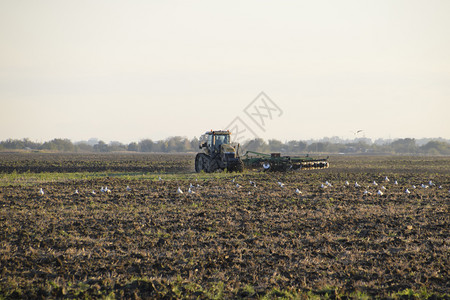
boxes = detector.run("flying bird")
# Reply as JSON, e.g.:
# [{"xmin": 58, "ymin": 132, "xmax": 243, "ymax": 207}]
[{"xmin": 351, "ymin": 130, "xmax": 364, "ymax": 136}]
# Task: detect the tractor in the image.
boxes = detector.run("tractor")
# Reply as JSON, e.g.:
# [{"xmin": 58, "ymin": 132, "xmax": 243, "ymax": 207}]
[{"xmin": 195, "ymin": 130, "xmax": 244, "ymax": 173}]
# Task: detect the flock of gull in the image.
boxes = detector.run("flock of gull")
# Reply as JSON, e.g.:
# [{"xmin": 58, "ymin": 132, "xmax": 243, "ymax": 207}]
[
  {"xmin": 174, "ymin": 175, "xmax": 446, "ymax": 197},
  {"xmin": 37, "ymin": 175, "xmax": 448, "ymax": 197}
]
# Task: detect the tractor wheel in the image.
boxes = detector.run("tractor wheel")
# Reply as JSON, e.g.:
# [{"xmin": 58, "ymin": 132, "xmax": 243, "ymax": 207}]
[
  {"xmin": 262, "ymin": 161, "xmax": 271, "ymax": 172},
  {"xmin": 208, "ymin": 159, "xmax": 219, "ymax": 173},
  {"xmin": 195, "ymin": 153, "xmax": 210, "ymax": 173}
]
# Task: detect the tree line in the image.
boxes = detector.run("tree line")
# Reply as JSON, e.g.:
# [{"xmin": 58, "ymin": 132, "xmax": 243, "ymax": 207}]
[{"xmin": 0, "ymin": 137, "xmax": 449, "ymax": 155}]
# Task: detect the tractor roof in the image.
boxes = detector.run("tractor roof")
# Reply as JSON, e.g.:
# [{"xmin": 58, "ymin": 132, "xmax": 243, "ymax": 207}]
[{"xmin": 205, "ymin": 130, "xmax": 231, "ymax": 135}]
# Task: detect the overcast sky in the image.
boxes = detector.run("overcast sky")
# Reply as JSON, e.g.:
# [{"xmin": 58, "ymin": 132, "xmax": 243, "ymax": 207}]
[{"xmin": 1, "ymin": 0, "xmax": 449, "ymax": 143}]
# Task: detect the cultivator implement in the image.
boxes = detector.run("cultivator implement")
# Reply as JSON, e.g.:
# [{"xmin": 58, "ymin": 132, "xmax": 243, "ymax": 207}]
[{"xmin": 242, "ymin": 151, "xmax": 329, "ymax": 172}]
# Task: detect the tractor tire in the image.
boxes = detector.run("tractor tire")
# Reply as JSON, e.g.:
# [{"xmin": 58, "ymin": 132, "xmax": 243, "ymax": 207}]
[
  {"xmin": 208, "ymin": 159, "xmax": 219, "ymax": 173},
  {"xmin": 195, "ymin": 153, "xmax": 210, "ymax": 173}
]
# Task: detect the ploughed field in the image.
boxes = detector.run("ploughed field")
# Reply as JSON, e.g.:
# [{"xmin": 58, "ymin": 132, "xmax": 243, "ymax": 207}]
[{"xmin": 0, "ymin": 153, "xmax": 449, "ymax": 299}]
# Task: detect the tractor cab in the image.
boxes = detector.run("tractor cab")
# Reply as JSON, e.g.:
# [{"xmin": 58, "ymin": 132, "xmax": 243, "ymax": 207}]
[
  {"xmin": 199, "ymin": 130, "xmax": 231, "ymax": 155},
  {"xmin": 196, "ymin": 130, "xmax": 243, "ymax": 173}
]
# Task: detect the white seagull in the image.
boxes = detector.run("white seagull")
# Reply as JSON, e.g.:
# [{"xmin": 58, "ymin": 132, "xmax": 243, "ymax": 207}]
[
  {"xmin": 384, "ymin": 176, "xmax": 390, "ymax": 182},
  {"xmin": 405, "ymin": 189, "xmax": 411, "ymax": 194},
  {"xmin": 377, "ymin": 190, "xmax": 383, "ymax": 196},
  {"xmin": 39, "ymin": 188, "xmax": 44, "ymax": 195},
  {"xmin": 355, "ymin": 182, "xmax": 360, "ymax": 188},
  {"xmin": 188, "ymin": 187, "xmax": 195, "ymax": 194},
  {"xmin": 295, "ymin": 188, "xmax": 302, "ymax": 194},
  {"xmin": 373, "ymin": 181, "xmax": 378, "ymax": 186},
  {"xmin": 177, "ymin": 187, "xmax": 183, "ymax": 194},
  {"xmin": 345, "ymin": 181, "xmax": 350, "ymax": 186},
  {"xmin": 278, "ymin": 181, "xmax": 285, "ymax": 188},
  {"xmin": 394, "ymin": 180, "xmax": 398, "ymax": 185},
  {"xmin": 126, "ymin": 186, "xmax": 132, "ymax": 192}
]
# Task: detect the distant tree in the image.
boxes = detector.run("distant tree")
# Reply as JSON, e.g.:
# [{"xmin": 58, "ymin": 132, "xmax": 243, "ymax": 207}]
[
  {"xmin": 139, "ymin": 139, "xmax": 154, "ymax": 152},
  {"xmin": 286, "ymin": 140, "xmax": 307, "ymax": 153},
  {"xmin": 420, "ymin": 141, "xmax": 450, "ymax": 155},
  {"xmin": 127, "ymin": 142, "xmax": 139, "ymax": 152},
  {"xmin": 190, "ymin": 137, "xmax": 199, "ymax": 152},
  {"xmin": 22, "ymin": 138, "xmax": 40, "ymax": 149},
  {"xmin": 167, "ymin": 137, "xmax": 187, "ymax": 152},
  {"xmin": 244, "ymin": 138, "xmax": 268, "ymax": 153},
  {"xmin": 267, "ymin": 139, "xmax": 284, "ymax": 152},
  {"xmin": 108, "ymin": 141, "xmax": 126, "ymax": 152},
  {"xmin": 93, "ymin": 141, "xmax": 109, "ymax": 152},
  {"xmin": 75, "ymin": 142, "xmax": 94, "ymax": 152},
  {"xmin": 390, "ymin": 138, "xmax": 417, "ymax": 154},
  {"xmin": 1, "ymin": 139, "xmax": 25, "ymax": 149},
  {"xmin": 41, "ymin": 139, "xmax": 74, "ymax": 152},
  {"xmin": 307, "ymin": 142, "xmax": 326, "ymax": 153}
]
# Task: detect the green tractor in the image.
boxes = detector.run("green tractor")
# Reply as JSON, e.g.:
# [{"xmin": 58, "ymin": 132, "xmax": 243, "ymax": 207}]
[{"xmin": 195, "ymin": 130, "xmax": 244, "ymax": 173}]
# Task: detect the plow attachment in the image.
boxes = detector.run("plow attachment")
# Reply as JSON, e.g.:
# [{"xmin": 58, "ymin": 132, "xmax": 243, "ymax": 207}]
[{"xmin": 242, "ymin": 151, "xmax": 329, "ymax": 172}]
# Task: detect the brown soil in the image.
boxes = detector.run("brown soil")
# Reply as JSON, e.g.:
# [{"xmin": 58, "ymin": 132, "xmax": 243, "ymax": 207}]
[{"xmin": 0, "ymin": 154, "xmax": 448, "ymax": 298}]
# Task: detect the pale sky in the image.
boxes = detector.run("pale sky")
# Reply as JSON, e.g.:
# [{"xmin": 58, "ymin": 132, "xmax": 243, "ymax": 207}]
[{"xmin": 1, "ymin": 0, "xmax": 449, "ymax": 143}]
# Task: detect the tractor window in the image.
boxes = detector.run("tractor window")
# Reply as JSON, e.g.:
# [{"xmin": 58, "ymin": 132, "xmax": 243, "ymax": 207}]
[
  {"xmin": 207, "ymin": 134, "xmax": 213, "ymax": 148},
  {"xmin": 214, "ymin": 135, "xmax": 229, "ymax": 147}
]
